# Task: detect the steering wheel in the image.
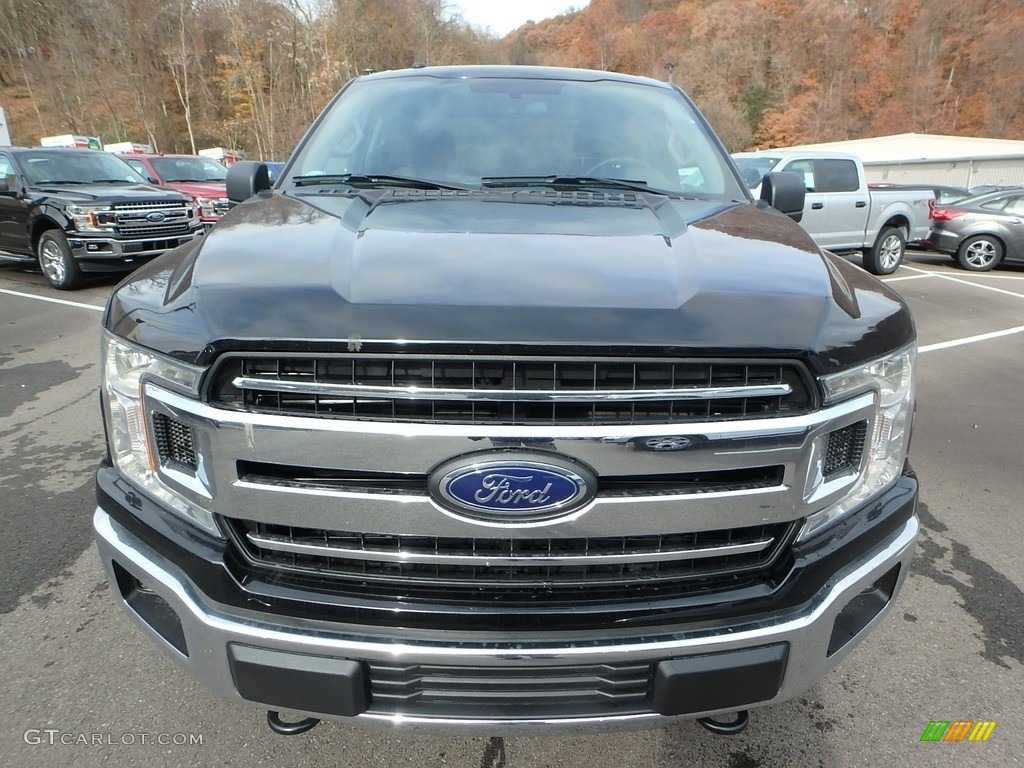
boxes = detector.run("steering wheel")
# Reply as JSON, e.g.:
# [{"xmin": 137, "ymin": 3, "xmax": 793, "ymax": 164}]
[{"xmin": 584, "ymin": 157, "xmax": 674, "ymax": 188}]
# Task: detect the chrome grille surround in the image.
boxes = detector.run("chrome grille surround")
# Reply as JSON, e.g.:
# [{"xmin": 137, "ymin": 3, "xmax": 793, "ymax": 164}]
[{"xmin": 141, "ymin": 348, "xmax": 876, "ymax": 606}]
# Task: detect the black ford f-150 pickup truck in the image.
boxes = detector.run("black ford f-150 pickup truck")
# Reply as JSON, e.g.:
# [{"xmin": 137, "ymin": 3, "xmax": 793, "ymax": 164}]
[
  {"xmin": 0, "ymin": 147, "xmax": 204, "ymax": 289},
  {"xmin": 93, "ymin": 66, "xmax": 918, "ymax": 736}
]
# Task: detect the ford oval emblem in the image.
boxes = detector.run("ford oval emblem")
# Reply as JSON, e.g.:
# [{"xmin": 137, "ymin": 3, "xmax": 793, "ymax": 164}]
[
  {"xmin": 146, "ymin": 211, "xmax": 167, "ymax": 222},
  {"xmin": 430, "ymin": 452, "xmax": 597, "ymax": 523}
]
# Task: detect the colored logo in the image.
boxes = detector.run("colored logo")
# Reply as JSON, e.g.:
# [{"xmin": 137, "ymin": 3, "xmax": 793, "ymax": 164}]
[
  {"xmin": 431, "ymin": 454, "xmax": 596, "ymax": 523},
  {"xmin": 146, "ymin": 211, "xmax": 167, "ymax": 222},
  {"xmin": 920, "ymin": 721, "xmax": 996, "ymax": 742}
]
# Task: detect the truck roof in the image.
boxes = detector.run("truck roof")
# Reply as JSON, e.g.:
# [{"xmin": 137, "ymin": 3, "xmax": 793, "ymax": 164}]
[
  {"xmin": 357, "ymin": 64, "xmax": 677, "ymax": 90},
  {"xmin": 733, "ymin": 149, "xmax": 863, "ymax": 162}
]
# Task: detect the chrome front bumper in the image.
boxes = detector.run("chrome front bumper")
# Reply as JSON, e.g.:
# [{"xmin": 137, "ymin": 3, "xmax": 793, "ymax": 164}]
[
  {"xmin": 69, "ymin": 230, "xmax": 204, "ymax": 263},
  {"xmin": 94, "ymin": 505, "xmax": 918, "ymax": 733}
]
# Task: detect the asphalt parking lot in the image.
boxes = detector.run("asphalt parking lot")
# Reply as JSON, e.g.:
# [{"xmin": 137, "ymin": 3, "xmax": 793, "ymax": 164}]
[{"xmin": 1, "ymin": 250, "xmax": 1022, "ymax": 767}]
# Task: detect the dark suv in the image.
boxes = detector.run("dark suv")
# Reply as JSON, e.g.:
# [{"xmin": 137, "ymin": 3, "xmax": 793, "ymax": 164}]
[{"xmin": 0, "ymin": 147, "xmax": 204, "ymax": 289}]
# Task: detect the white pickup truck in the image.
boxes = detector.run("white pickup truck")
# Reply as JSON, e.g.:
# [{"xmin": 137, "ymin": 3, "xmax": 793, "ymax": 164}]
[{"xmin": 732, "ymin": 150, "xmax": 934, "ymax": 274}]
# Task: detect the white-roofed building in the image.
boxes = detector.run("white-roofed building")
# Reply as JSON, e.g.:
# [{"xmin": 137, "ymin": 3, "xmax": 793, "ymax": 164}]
[{"xmin": 774, "ymin": 133, "xmax": 1024, "ymax": 189}]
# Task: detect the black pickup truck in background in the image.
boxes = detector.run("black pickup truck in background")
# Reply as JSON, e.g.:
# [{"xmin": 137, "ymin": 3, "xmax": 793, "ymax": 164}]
[
  {"xmin": 93, "ymin": 66, "xmax": 919, "ymax": 736},
  {"xmin": 0, "ymin": 147, "xmax": 204, "ymax": 289}
]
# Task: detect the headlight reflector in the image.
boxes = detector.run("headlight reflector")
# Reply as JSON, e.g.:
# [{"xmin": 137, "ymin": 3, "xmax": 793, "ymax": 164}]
[
  {"xmin": 102, "ymin": 332, "xmax": 218, "ymax": 535},
  {"xmin": 800, "ymin": 344, "xmax": 916, "ymax": 541},
  {"xmin": 67, "ymin": 203, "xmax": 116, "ymax": 232}
]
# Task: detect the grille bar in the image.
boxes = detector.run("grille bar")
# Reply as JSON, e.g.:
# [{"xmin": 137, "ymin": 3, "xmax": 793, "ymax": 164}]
[
  {"xmin": 208, "ymin": 354, "xmax": 814, "ymax": 425},
  {"xmin": 226, "ymin": 520, "xmax": 795, "ymax": 589},
  {"xmin": 244, "ymin": 531, "xmax": 776, "ymax": 566},
  {"xmin": 112, "ymin": 201, "xmax": 190, "ymax": 211},
  {"xmin": 231, "ymin": 376, "xmax": 793, "ymax": 403},
  {"xmin": 116, "ymin": 223, "xmax": 193, "ymax": 237},
  {"xmin": 368, "ymin": 660, "xmax": 651, "ymax": 717}
]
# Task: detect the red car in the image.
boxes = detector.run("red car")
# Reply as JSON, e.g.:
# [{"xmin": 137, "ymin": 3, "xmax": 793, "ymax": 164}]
[{"xmin": 119, "ymin": 153, "xmax": 229, "ymax": 227}]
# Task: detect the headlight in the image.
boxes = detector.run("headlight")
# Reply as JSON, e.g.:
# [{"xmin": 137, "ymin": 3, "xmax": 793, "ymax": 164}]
[
  {"xmin": 101, "ymin": 332, "xmax": 219, "ymax": 535},
  {"xmin": 799, "ymin": 344, "xmax": 916, "ymax": 541},
  {"xmin": 193, "ymin": 197, "xmax": 223, "ymax": 219},
  {"xmin": 67, "ymin": 203, "xmax": 115, "ymax": 232}
]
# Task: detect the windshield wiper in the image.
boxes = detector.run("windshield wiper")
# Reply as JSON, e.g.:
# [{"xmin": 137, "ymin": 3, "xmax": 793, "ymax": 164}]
[
  {"xmin": 37, "ymin": 179, "xmax": 86, "ymax": 185},
  {"xmin": 481, "ymin": 175, "xmax": 676, "ymax": 196},
  {"xmin": 91, "ymin": 178, "xmax": 134, "ymax": 184},
  {"xmin": 292, "ymin": 173, "xmax": 472, "ymax": 191}
]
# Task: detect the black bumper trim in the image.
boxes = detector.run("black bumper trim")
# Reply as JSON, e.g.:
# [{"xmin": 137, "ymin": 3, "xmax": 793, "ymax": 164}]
[
  {"xmin": 650, "ymin": 643, "xmax": 789, "ymax": 716},
  {"xmin": 228, "ymin": 643, "xmax": 370, "ymax": 717}
]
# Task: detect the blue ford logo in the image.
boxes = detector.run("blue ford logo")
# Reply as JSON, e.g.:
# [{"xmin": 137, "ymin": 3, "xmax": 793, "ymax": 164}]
[
  {"xmin": 431, "ymin": 453, "xmax": 596, "ymax": 523},
  {"xmin": 145, "ymin": 211, "xmax": 167, "ymax": 222}
]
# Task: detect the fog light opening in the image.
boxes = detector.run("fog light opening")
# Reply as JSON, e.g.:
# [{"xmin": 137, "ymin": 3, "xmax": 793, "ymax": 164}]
[
  {"xmin": 112, "ymin": 561, "xmax": 189, "ymax": 657},
  {"xmin": 827, "ymin": 564, "xmax": 900, "ymax": 657}
]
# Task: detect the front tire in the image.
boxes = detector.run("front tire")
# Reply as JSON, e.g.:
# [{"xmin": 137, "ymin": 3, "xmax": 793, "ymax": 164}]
[
  {"xmin": 957, "ymin": 235, "xmax": 1003, "ymax": 271},
  {"xmin": 863, "ymin": 227, "xmax": 906, "ymax": 275},
  {"xmin": 37, "ymin": 230, "xmax": 85, "ymax": 290}
]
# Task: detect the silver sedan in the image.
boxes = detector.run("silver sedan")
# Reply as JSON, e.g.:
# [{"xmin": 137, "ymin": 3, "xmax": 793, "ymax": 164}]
[{"xmin": 926, "ymin": 187, "xmax": 1024, "ymax": 270}]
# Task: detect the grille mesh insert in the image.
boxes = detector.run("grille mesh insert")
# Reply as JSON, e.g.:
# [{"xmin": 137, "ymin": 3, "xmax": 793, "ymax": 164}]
[
  {"xmin": 823, "ymin": 420, "xmax": 868, "ymax": 478},
  {"xmin": 151, "ymin": 413, "xmax": 197, "ymax": 471}
]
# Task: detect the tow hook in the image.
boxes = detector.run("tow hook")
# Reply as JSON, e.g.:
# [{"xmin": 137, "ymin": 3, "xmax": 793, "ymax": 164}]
[
  {"xmin": 266, "ymin": 711, "xmax": 321, "ymax": 736},
  {"xmin": 697, "ymin": 710, "xmax": 750, "ymax": 735}
]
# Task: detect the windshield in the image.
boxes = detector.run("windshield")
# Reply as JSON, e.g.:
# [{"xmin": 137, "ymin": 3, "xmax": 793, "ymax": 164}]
[
  {"xmin": 288, "ymin": 73, "xmax": 744, "ymax": 199},
  {"xmin": 18, "ymin": 150, "xmax": 148, "ymax": 185},
  {"xmin": 150, "ymin": 156, "xmax": 228, "ymax": 183},
  {"xmin": 732, "ymin": 156, "xmax": 781, "ymax": 189}
]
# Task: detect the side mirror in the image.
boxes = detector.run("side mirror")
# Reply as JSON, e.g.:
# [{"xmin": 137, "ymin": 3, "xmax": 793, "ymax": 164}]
[
  {"xmin": 760, "ymin": 171, "xmax": 806, "ymax": 223},
  {"xmin": 148, "ymin": 175, "xmax": 160, "ymax": 185},
  {"xmin": 226, "ymin": 161, "xmax": 271, "ymax": 204}
]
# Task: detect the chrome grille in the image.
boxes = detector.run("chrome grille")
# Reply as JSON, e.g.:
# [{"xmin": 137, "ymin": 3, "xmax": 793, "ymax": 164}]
[
  {"xmin": 112, "ymin": 200, "xmax": 193, "ymax": 237},
  {"xmin": 207, "ymin": 354, "xmax": 814, "ymax": 425},
  {"xmin": 116, "ymin": 222, "xmax": 193, "ymax": 237},
  {"xmin": 112, "ymin": 201, "xmax": 190, "ymax": 211},
  {"xmin": 225, "ymin": 519, "xmax": 795, "ymax": 593}
]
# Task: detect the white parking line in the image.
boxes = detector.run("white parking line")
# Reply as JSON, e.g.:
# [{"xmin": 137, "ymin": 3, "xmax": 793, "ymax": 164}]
[
  {"xmin": 882, "ymin": 274, "xmax": 935, "ymax": 283},
  {"xmin": 902, "ymin": 266, "xmax": 1024, "ymax": 300},
  {"xmin": 0, "ymin": 287, "xmax": 105, "ymax": 312},
  {"xmin": 920, "ymin": 324, "xmax": 1024, "ymax": 353}
]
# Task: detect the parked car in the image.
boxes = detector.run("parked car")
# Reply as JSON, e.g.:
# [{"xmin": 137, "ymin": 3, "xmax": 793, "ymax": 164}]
[
  {"xmin": 925, "ymin": 187, "xmax": 1024, "ymax": 270},
  {"xmin": 118, "ymin": 153, "xmax": 229, "ymax": 227},
  {"xmin": 732, "ymin": 151, "xmax": 934, "ymax": 274},
  {"xmin": 265, "ymin": 162, "xmax": 286, "ymax": 183},
  {"xmin": 868, "ymin": 182, "xmax": 971, "ymax": 205},
  {"xmin": 967, "ymin": 185, "xmax": 1018, "ymax": 196},
  {"xmin": 0, "ymin": 147, "xmax": 203, "ymax": 289}
]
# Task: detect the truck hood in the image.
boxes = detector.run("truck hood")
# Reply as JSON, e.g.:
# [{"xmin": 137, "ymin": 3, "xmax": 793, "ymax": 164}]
[
  {"xmin": 164, "ymin": 181, "xmax": 227, "ymax": 199},
  {"xmin": 106, "ymin": 191, "xmax": 914, "ymax": 375},
  {"xmin": 30, "ymin": 182, "xmax": 190, "ymax": 203}
]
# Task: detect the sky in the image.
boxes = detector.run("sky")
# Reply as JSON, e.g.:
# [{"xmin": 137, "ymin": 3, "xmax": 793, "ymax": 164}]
[{"xmin": 446, "ymin": 1, "xmax": 591, "ymax": 37}]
